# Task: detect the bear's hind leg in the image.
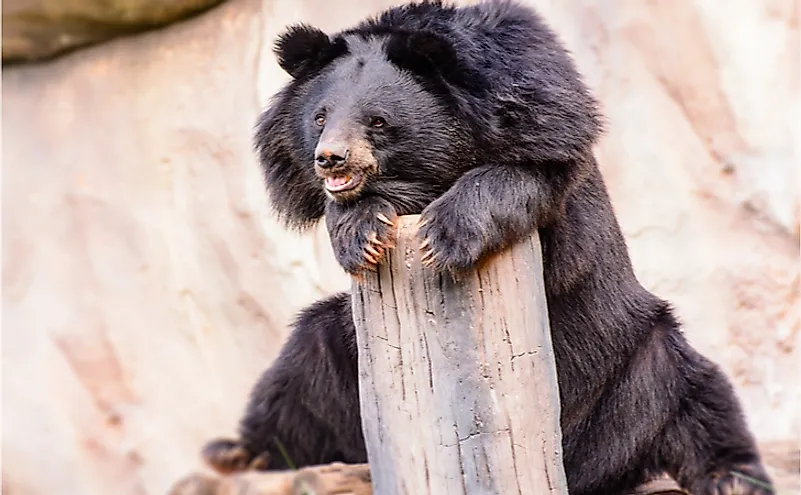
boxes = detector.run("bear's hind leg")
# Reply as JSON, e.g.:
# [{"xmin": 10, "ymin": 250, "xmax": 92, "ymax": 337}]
[
  {"xmin": 654, "ymin": 344, "xmax": 773, "ymax": 495},
  {"xmin": 202, "ymin": 292, "xmax": 366, "ymax": 473}
]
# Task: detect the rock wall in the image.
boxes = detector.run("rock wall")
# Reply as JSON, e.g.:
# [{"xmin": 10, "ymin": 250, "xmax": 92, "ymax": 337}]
[{"xmin": 2, "ymin": 0, "xmax": 798, "ymax": 494}]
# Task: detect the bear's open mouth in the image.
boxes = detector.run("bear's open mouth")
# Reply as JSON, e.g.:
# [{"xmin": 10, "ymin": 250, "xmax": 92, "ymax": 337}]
[{"xmin": 324, "ymin": 173, "xmax": 362, "ymax": 193}]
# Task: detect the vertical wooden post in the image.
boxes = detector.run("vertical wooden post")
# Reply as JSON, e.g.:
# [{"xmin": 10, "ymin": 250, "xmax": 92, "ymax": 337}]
[{"xmin": 351, "ymin": 215, "xmax": 568, "ymax": 495}]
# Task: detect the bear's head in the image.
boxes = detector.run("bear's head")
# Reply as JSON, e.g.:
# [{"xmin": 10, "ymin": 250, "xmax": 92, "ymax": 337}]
[
  {"xmin": 255, "ymin": 3, "xmax": 602, "ymax": 231},
  {"xmin": 256, "ymin": 25, "xmax": 481, "ymax": 229}
]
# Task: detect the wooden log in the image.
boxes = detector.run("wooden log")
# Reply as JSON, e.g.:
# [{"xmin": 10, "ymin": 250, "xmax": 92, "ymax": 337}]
[
  {"xmin": 351, "ymin": 215, "xmax": 568, "ymax": 495},
  {"xmin": 166, "ymin": 462, "xmax": 372, "ymax": 495},
  {"xmin": 165, "ymin": 463, "xmax": 690, "ymax": 495}
]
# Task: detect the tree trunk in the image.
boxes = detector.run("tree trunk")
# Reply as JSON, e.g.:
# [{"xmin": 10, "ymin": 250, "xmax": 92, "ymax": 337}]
[{"xmin": 351, "ymin": 215, "xmax": 568, "ymax": 495}]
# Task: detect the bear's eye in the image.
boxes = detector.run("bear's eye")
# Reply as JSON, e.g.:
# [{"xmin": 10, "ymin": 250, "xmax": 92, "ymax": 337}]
[
  {"xmin": 314, "ymin": 114, "xmax": 326, "ymax": 127},
  {"xmin": 369, "ymin": 116, "xmax": 387, "ymax": 129}
]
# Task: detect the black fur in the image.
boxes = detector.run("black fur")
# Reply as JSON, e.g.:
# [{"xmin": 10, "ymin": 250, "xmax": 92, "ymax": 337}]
[
  {"xmin": 204, "ymin": 2, "xmax": 773, "ymax": 494},
  {"xmin": 273, "ymin": 25, "xmax": 350, "ymax": 80}
]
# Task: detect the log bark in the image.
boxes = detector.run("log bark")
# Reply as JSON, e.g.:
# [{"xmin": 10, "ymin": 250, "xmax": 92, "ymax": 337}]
[{"xmin": 351, "ymin": 215, "xmax": 568, "ymax": 495}]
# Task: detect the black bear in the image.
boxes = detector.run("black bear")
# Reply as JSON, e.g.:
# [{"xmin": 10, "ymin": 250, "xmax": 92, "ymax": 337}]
[{"xmin": 202, "ymin": 1, "xmax": 773, "ymax": 494}]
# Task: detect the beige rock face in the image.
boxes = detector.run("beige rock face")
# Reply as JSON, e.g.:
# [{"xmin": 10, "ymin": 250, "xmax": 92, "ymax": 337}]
[{"xmin": 2, "ymin": 0, "xmax": 798, "ymax": 494}]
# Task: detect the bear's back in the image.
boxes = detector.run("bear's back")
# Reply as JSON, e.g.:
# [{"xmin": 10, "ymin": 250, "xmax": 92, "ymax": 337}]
[{"xmin": 338, "ymin": 0, "xmax": 563, "ymax": 85}]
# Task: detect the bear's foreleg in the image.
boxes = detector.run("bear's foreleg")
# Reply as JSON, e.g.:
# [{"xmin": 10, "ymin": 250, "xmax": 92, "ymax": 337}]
[
  {"xmin": 417, "ymin": 162, "xmax": 569, "ymax": 274},
  {"xmin": 325, "ymin": 196, "xmax": 399, "ymax": 275}
]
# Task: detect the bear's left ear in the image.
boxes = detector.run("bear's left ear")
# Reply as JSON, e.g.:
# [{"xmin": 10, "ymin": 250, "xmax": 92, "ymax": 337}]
[
  {"xmin": 386, "ymin": 31, "xmax": 485, "ymax": 92},
  {"xmin": 274, "ymin": 24, "xmax": 348, "ymax": 79}
]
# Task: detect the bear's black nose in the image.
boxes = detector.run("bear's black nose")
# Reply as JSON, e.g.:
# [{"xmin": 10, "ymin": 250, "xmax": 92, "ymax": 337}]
[{"xmin": 314, "ymin": 144, "xmax": 349, "ymax": 169}]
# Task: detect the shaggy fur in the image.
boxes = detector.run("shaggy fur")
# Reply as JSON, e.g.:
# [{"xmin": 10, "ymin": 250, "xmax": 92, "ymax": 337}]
[{"xmin": 202, "ymin": 2, "xmax": 773, "ymax": 494}]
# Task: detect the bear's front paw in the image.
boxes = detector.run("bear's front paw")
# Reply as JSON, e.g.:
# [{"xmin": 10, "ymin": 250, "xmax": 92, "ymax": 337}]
[
  {"xmin": 202, "ymin": 438, "xmax": 270, "ymax": 474},
  {"xmin": 417, "ymin": 198, "xmax": 488, "ymax": 274},
  {"xmin": 703, "ymin": 463, "xmax": 774, "ymax": 495},
  {"xmin": 326, "ymin": 199, "xmax": 398, "ymax": 275}
]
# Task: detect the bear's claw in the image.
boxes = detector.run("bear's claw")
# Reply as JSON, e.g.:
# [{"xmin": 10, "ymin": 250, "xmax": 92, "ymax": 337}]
[
  {"xmin": 202, "ymin": 438, "xmax": 255, "ymax": 474},
  {"xmin": 376, "ymin": 212, "xmax": 395, "ymax": 227},
  {"xmin": 704, "ymin": 464, "xmax": 774, "ymax": 495}
]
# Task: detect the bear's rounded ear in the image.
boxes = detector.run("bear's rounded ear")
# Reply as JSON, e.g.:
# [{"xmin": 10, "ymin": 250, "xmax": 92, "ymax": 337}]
[
  {"xmin": 386, "ymin": 31, "xmax": 484, "ymax": 92},
  {"xmin": 273, "ymin": 24, "xmax": 348, "ymax": 79}
]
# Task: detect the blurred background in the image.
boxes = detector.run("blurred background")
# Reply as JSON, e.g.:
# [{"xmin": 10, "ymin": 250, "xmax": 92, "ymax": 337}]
[{"xmin": 2, "ymin": 0, "xmax": 799, "ymax": 494}]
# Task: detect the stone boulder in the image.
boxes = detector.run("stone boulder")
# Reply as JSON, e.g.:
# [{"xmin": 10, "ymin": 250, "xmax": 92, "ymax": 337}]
[{"xmin": 2, "ymin": 0, "xmax": 225, "ymax": 62}]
